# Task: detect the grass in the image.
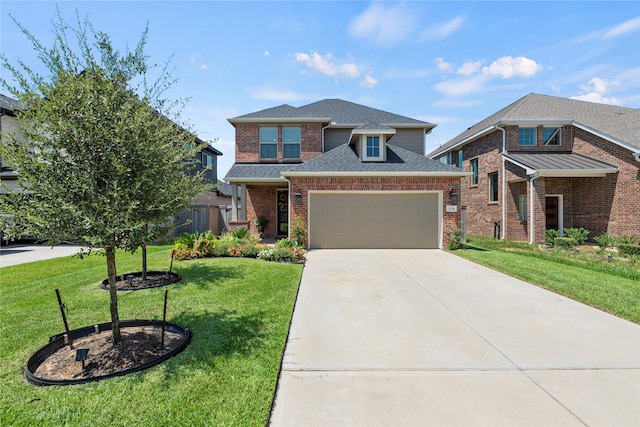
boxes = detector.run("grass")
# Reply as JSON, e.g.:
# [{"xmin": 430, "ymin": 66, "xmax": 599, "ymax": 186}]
[
  {"xmin": 0, "ymin": 245, "xmax": 303, "ymax": 426},
  {"xmin": 454, "ymin": 236, "xmax": 640, "ymax": 324}
]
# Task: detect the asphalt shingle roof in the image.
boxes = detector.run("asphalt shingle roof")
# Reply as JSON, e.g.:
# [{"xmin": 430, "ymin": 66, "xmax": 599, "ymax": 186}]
[
  {"xmin": 231, "ymin": 99, "xmax": 434, "ymax": 127},
  {"xmin": 224, "ymin": 163, "xmax": 298, "ymax": 181},
  {"xmin": 0, "ymin": 94, "xmax": 20, "ymax": 113},
  {"xmin": 429, "ymin": 93, "xmax": 640, "ymax": 157}
]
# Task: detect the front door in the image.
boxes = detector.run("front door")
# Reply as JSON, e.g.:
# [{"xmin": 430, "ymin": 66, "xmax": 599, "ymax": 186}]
[
  {"xmin": 545, "ymin": 196, "xmax": 559, "ymax": 230},
  {"xmin": 276, "ymin": 189, "xmax": 288, "ymax": 237}
]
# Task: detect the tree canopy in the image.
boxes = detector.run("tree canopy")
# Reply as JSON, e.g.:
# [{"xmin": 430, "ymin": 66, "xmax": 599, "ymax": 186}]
[{"xmin": 1, "ymin": 9, "xmax": 209, "ymax": 343}]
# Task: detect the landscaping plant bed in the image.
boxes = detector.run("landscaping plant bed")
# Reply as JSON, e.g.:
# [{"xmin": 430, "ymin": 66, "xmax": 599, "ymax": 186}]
[
  {"xmin": 26, "ymin": 320, "xmax": 191, "ymax": 386},
  {"xmin": 100, "ymin": 271, "xmax": 181, "ymax": 291}
]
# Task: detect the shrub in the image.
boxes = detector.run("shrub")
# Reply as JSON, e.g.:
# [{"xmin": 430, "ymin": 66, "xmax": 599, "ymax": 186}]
[
  {"xmin": 545, "ymin": 229, "xmax": 560, "ymax": 247},
  {"xmin": 446, "ymin": 228, "xmax": 464, "ymax": 250},
  {"xmin": 290, "ymin": 215, "xmax": 308, "ymax": 248},
  {"xmin": 257, "ymin": 249, "xmax": 275, "ymax": 261},
  {"xmin": 275, "ymin": 238, "xmax": 292, "ymax": 249},
  {"xmin": 554, "ymin": 237, "xmax": 576, "ymax": 250},
  {"xmin": 241, "ymin": 244, "xmax": 261, "ymax": 258},
  {"xmin": 564, "ymin": 227, "xmax": 589, "ymax": 245},
  {"xmin": 171, "ymin": 248, "xmax": 191, "ymax": 260},
  {"xmin": 230, "ymin": 227, "xmax": 251, "ymax": 240},
  {"xmin": 273, "ymin": 247, "xmax": 295, "ymax": 263},
  {"xmin": 615, "ymin": 235, "xmax": 638, "ymax": 246},
  {"xmin": 213, "ymin": 241, "xmax": 231, "ymax": 257},
  {"xmin": 618, "ymin": 244, "xmax": 640, "ymax": 257},
  {"xmin": 594, "ymin": 232, "xmax": 614, "ymax": 250}
]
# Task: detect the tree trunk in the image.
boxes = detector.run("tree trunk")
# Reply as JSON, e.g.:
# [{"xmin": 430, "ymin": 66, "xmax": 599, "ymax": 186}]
[
  {"xmin": 141, "ymin": 243, "xmax": 148, "ymax": 281},
  {"xmin": 106, "ymin": 247, "xmax": 122, "ymax": 344}
]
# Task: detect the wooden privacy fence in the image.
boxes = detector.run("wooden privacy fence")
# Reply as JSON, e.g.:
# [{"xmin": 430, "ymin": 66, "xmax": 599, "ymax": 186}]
[{"xmin": 173, "ymin": 205, "xmax": 230, "ymax": 237}]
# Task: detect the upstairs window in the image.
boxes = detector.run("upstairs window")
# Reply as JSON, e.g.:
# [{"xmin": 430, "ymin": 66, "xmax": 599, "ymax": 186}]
[
  {"xmin": 259, "ymin": 127, "xmax": 278, "ymax": 159},
  {"xmin": 282, "ymin": 126, "xmax": 301, "ymax": 159},
  {"xmin": 543, "ymin": 127, "xmax": 561, "ymax": 146},
  {"xmin": 470, "ymin": 158, "xmax": 478, "ymax": 186},
  {"xmin": 488, "ymin": 172, "xmax": 499, "ymax": 202},
  {"xmin": 202, "ymin": 153, "xmax": 214, "ymax": 170},
  {"xmin": 363, "ymin": 135, "xmax": 384, "ymax": 161},
  {"xmin": 518, "ymin": 127, "xmax": 536, "ymax": 146}
]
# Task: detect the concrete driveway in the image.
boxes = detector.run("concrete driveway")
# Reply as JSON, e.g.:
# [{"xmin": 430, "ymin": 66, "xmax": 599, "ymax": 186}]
[
  {"xmin": 0, "ymin": 243, "xmax": 87, "ymax": 268},
  {"xmin": 269, "ymin": 249, "xmax": 640, "ymax": 426}
]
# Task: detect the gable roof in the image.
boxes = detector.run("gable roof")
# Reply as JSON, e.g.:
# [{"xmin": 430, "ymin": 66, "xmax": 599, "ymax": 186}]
[
  {"xmin": 228, "ymin": 99, "xmax": 435, "ymax": 129},
  {"xmin": 428, "ymin": 93, "xmax": 640, "ymax": 158}
]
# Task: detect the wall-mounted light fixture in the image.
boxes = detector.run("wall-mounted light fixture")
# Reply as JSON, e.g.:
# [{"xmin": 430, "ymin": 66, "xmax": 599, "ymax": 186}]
[
  {"xmin": 294, "ymin": 189, "xmax": 303, "ymax": 204},
  {"xmin": 449, "ymin": 188, "xmax": 459, "ymax": 205}
]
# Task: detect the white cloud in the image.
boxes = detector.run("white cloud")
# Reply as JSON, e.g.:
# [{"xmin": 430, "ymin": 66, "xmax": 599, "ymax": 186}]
[
  {"xmin": 434, "ymin": 74, "xmax": 489, "ymax": 97},
  {"xmin": 603, "ymin": 16, "xmax": 640, "ymax": 39},
  {"xmin": 200, "ymin": 64, "xmax": 209, "ymax": 70},
  {"xmin": 571, "ymin": 77, "xmax": 621, "ymax": 105},
  {"xmin": 264, "ymin": 50, "xmax": 270, "ymax": 57},
  {"xmin": 360, "ymin": 74, "xmax": 377, "ymax": 88},
  {"xmin": 434, "ymin": 57, "xmax": 454, "ymax": 73},
  {"xmin": 482, "ymin": 56, "xmax": 542, "ymax": 79},
  {"xmin": 457, "ymin": 61, "xmax": 482, "ymax": 76},
  {"xmin": 294, "ymin": 51, "xmax": 360, "ymax": 79},
  {"xmin": 349, "ymin": 2, "xmax": 419, "ymax": 47},
  {"xmin": 188, "ymin": 53, "xmax": 201, "ymax": 64},
  {"xmin": 421, "ymin": 15, "xmax": 465, "ymax": 40}
]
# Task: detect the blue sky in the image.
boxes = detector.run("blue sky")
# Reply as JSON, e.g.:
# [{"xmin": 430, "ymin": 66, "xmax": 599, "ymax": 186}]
[{"xmin": 2, "ymin": 1, "xmax": 639, "ymax": 177}]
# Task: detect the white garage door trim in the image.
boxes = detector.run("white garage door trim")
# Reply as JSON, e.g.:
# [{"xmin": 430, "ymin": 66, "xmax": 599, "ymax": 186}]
[{"xmin": 308, "ymin": 190, "xmax": 443, "ymax": 249}]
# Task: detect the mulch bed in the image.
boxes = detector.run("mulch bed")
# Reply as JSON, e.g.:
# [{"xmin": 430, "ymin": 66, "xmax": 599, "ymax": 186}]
[
  {"xmin": 34, "ymin": 326, "xmax": 184, "ymax": 381},
  {"xmin": 101, "ymin": 271, "xmax": 181, "ymax": 291}
]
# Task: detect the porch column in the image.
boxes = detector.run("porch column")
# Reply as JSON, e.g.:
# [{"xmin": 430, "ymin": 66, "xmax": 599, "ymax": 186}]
[
  {"xmin": 239, "ymin": 183, "xmax": 247, "ymax": 221},
  {"xmin": 231, "ymin": 183, "xmax": 238, "ymax": 221}
]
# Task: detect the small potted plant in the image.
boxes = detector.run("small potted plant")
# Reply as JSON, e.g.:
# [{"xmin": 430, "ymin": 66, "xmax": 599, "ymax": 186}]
[{"xmin": 253, "ymin": 216, "xmax": 268, "ymax": 238}]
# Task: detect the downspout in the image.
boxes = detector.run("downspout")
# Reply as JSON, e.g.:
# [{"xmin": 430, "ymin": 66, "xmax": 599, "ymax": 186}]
[
  {"xmin": 528, "ymin": 173, "xmax": 540, "ymax": 245},
  {"xmin": 321, "ymin": 122, "xmax": 333, "ymax": 153},
  {"xmin": 496, "ymin": 125, "xmax": 506, "ymax": 239}
]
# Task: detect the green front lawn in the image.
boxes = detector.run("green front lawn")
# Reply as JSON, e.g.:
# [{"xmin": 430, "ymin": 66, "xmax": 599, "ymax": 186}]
[
  {"xmin": 0, "ymin": 246, "xmax": 303, "ymax": 426},
  {"xmin": 454, "ymin": 236, "xmax": 640, "ymax": 324}
]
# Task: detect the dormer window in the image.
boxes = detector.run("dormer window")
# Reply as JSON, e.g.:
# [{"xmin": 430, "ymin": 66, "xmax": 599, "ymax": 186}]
[
  {"xmin": 366, "ymin": 136, "xmax": 381, "ymax": 158},
  {"xmin": 359, "ymin": 134, "xmax": 384, "ymax": 161}
]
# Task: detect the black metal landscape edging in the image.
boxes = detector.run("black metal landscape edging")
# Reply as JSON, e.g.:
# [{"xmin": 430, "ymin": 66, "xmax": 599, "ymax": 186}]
[{"xmin": 25, "ymin": 319, "xmax": 191, "ymax": 386}]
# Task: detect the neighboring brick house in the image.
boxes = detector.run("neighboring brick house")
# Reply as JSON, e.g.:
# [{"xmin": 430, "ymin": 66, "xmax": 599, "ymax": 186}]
[
  {"xmin": 224, "ymin": 99, "xmax": 469, "ymax": 249},
  {"xmin": 428, "ymin": 93, "xmax": 640, "ymax": 244}
]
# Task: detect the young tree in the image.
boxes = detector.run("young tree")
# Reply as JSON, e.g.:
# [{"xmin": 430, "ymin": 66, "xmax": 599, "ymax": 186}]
[{"xmin": 1, "ymin": 10, "xmax": 208, "ymax": 344}]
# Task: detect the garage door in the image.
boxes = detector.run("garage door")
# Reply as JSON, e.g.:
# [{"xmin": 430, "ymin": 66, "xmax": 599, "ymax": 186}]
[{"xmin": 309, "ymin": 192, "xmax": 440, "ymax": 249}]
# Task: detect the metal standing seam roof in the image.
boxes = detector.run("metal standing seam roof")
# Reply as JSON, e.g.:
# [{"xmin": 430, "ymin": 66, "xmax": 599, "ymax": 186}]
[
  {"xmin": 503, "ymin": 152, "xmax": 618, "ymax": 177},
  {"xmin": 428, "ymin": 93, "xmax": 640, "ymax": 158},
  {"xmin": 229, "ymin": 99, "xmax": 435, "ymax": 128}
]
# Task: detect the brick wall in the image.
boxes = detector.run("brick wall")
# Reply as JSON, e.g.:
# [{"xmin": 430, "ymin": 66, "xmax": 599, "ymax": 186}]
[
  {"xmin": 234, "ymin": 123, "xmax": 323, "ymax": 163},
  {"xmin": 287, "ymin": 176, "xmax": 461, "ymax": 246},
  {"xmin": 460, "ymin": 131, "xmax": 504, "ymax": 238},
  {"xmin": 505, "ymin": 125, "xmax": 573, "ymax": 152},
  {"xmin": 245, "ymin": 185, "xmax": 283, "ymax": 238}
]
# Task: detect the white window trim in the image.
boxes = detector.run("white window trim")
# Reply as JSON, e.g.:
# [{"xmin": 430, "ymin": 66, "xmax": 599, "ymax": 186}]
[
  {"xmin": 282, "ymin": 126, "xmax": 301, "ymax": 159},
  {"xmin": 259, "ymin": 126, "xmax": 278, "ymax": 159},
  {"xmin": 361, "ymin": 134, "xmax": 385, "ymax": 161},
  {"xmin": 543, "ymin": 126, "xmax": 562, "ymax": 146},
  {"xmin": 518, "ymin": 126, "xmax": 537, "ymax": 146}
]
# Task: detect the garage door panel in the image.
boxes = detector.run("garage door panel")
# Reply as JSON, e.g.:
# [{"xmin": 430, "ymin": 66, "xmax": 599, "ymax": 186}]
[{"xmin": 310, "ymin": 193, "xmax": 440, "ymax": 249}]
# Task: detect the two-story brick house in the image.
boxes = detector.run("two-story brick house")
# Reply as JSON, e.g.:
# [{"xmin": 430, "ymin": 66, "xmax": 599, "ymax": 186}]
[
  {"xmin": 224, "ymin": 99, "xmax": 469, "ymax": 249},
  {"xmin": 428, "ymin": 93, "xmax": 640, "ymax": 243}
]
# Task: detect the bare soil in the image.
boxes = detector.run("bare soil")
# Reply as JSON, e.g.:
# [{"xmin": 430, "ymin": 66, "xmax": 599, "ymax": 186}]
[{"xmin": 34, "ymin": 326, "xmax": 184, "ymax": 380}]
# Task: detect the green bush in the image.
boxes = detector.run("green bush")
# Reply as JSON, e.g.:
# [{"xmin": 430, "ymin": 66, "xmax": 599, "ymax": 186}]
[
  {"xmin": 213, "ymin": 241, "xmax": 231, "ymax": 257},
  {"xmin": 273, "ymin": 247, "xmax": 295, "ymax": 263},
  {"xmin": 275, "ymin": 238, "xmax": 292, "ymax": 249},
  {"xmin": 564, "ymin": 227, "xmax": 589, "ymax": 245},
  {"xmin": 545, "ymin": 229, "xmax": 560, "ymax": 247},
  {"xmin": 446, "ymin": 228, "xmax": 464, "ymax": 250},
  {"xmin": 554, "ymin": 237, "xmax": 576, "ymax": 250},
  {"xmin": 594, "ymin": 232, "xmax": 614, "ymax": 250},
  {"xmin": 230, "ymin": 227, "xmax": 251, "ymax": 240},
  {"xmin": 241, "ymin": 244, "xmax": 261, "ymax": 258},
  {"xmin": 618, "ymin": 243, "xmax": 640, "ymax": 257},
  {"xmin": 290, "ymin": 215, "xmax": 308, "ymax": 248},
  {"xmin": 257, "ymin": 248, "xmax": 275, "ymax": 261},
  {"xmin": 615, "ymin": 235, "xmax": 638, "ymax": 246}
]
